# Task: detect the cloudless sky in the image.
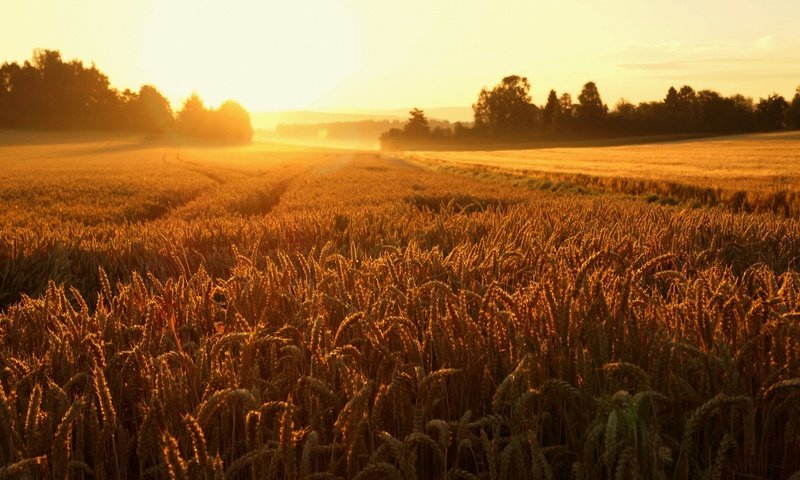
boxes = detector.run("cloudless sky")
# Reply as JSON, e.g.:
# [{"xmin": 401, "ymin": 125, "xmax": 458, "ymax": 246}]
[{"xmin": 2, "ymin": 0, "xmax": 799, "ymax": 113}]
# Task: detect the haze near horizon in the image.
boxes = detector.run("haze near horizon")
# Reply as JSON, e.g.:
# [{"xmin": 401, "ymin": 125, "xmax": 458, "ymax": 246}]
[{"xmin": 2, "ymin": 0, "xmax": 799, "ymax": 114}]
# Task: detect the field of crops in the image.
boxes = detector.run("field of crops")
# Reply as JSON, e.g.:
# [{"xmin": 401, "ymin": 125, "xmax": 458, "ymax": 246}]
[
  {"xmin": 1, "ymin": 132, "xmax": 799, "ymax": 479},
  {"xmin": 409, "ymin": 132, "xmax": 800, "ymax": 218}
]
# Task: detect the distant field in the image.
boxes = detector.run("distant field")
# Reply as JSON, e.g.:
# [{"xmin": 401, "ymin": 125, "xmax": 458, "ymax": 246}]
[
  {"xmin": 409, "ymin": 131, "xmax": 800, "ymax": 190},
  {"xmin": 1, "ymin": 130, "xmax": 799, "ymax": 479},
  {"xmin": 406, "ymin": 131, "xmax": 800, "ymax": 217},
  {"xmin": 0, "ymin": 131, "xmax": 345, "ymax": 228}
]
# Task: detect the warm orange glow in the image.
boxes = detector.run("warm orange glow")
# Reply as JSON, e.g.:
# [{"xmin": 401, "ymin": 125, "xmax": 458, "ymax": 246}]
[
  {"xmin": 2, "ymin": 0, "xmax": 799, "ymax": 113},
  {"xmin": 139, "ymin": 1, "xmax": 357, "ymax": 111}
]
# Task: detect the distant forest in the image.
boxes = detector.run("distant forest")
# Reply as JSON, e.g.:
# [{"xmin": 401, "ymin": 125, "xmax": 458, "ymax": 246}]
[
  {"xmin": 381, "ymin": 75, "xmax": 800, "ymax": 150},
  {"xmin": 0, "ymin": 50, "xmax": 253, "ymax": 142}
]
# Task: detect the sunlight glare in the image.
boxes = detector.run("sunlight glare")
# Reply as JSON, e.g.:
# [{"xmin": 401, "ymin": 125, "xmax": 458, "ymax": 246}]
[{"xmin": 140, "ymin": 0, "xmax": 357, "ymax": 111}]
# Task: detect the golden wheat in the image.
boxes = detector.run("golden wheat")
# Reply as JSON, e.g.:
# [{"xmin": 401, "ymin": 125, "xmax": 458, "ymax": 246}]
[{"xmin": 0, "ymin": 136, "xmax": 799, "ymax": 478}]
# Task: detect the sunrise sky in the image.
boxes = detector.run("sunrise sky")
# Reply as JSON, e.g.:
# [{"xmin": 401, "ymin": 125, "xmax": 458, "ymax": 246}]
[{"xmin": 2, "ymin": 0, "xmax": 799, "ymax": 115}]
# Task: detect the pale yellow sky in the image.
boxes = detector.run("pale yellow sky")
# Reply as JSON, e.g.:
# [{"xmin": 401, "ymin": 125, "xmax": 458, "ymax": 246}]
[{"xmin": 2, "ymin": 0, "xmax": 799, "ymax": 113}]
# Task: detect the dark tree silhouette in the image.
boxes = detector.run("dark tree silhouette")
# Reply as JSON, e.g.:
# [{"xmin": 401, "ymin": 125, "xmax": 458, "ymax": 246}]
[
  {"xmin": 558, "ymin": 92, "xmax": 575, "ymax": 132},
  {"xmin": 756, "ymin": 94, "xmax": 789, "ymax": 131},
  {"xmin": 404, "ymin": 108, "xmax": 430, "ymax": 137},
  {"xmin": 559, "ymin": 93, "xmax": 574, "ymax": 115},
  {"xmin": 473, "ymin": 75, "xmax": 538, "ymax": 138},
  {"xmin": 379, "ymin": 76, "xmax": 800, "ymax": 150},
  {"xmin": 788, "ymin": 86, "xmax": 800, "ymax": 129},
  {"xmin": 576, "ymin": 81, "xmax": 607, "ymax": 129},
  {"xmin": 664, "ymin": 87, "xmax": 680, "ymax": 109},
  {"xmin": 607, "ymin": 98, "xmax": 638, "ymax": 134},
  {"xmin": 542, "ymin": 90, "xmax": 562, "ymax": 133},
  {"xmin": 378, "ymin": 75, "xmax": 800, "ymax": 150},
  {"xmin": 379, "ymin": 108, "xmax": 436, "ymax": 149},
  {"xmin": 649, "ymin": 85, "xmax": 697, "ymax": 133},
  {"xmin": 678, "ymin": 85, "xmax": 697, "ymax": 103},
  {"xmin": 0, "ymin": 64, "xmax": 12, "ymax": 126},
  {"xmin": 673, "ymin": 85, "xmax": 698, "ymax": 131},
  {"xmin": 0, "ymin": 49, "xmax": 118, "ymax": 129},
  {"xmin": 614, "ymin": 99, "xmax": 636, "ymax": 117},
  {"xmin": 452, "ymin": 121, "xmax": 473, "ymax": 141},
  {"xmin": 693, "ymin": 90, "xmax": 756, "ymax": 133},
  {"xmin": 37, "ymin": 49, "xmax": 122, "ymax": 129},
  {"xmin": 0, "ymin": 49, "xmax": 253, "ymax": 143}
]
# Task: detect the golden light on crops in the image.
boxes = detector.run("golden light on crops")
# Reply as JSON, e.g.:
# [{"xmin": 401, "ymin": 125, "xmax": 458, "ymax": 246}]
[
  {"xmin": 2, "ymin": 0, "xmax": 800, "ymax": 476},
  {"xmin": 1, "ymin": 132, "xmax": 800, "ymax": 477}
]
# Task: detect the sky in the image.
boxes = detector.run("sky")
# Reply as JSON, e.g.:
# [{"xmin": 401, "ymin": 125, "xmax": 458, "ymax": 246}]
[{"xmin": 2, "ymin": 0, "xmax": 800, "ymax": 115}]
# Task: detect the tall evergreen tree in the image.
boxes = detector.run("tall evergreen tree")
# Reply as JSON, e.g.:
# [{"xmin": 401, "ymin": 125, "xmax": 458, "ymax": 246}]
[
  {"xmin": 403, "ymin": 108, "xmax": 430, "ymax": 138},
  {"xmin": 576, "ymin": 81, "xmax": 607, "ymax": 128},
  {"xmin": 542, "ymin": 89, "xmax": 562, "ymax": 133}
]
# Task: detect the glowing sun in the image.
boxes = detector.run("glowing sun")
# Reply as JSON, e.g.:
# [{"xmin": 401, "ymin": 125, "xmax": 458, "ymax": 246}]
[{"xmin": 140, "ymin": 0, "xmax": 358, "ymax": 111}]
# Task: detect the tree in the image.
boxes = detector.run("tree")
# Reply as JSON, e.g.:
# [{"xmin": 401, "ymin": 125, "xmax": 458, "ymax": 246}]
[
  {"xmin": 614, "ymin": 99, "xmax": 637, "ymax": 117},
  {"xmin": 379, "ymin": 108, "xmax": 433, "ymax": 149},
  {"xmin": 473, "ymin": 75, "xmax": 538, "ymax": 138},
  {"xmin": 452, "ymin": 122, "xmax": 473, "ymax": 141},
  {"xmin": 0, "ymin": 63, "xmax": 12, "ymax": 127},
  {"xmin": 175, "ymin": 94, "xmax": 253, "ymax": 142},
  {"xmin": 678, "ymin": 85, "xmax": 697, "ymax": 106},
  {"xmin": 541, "ymin": 89, "xmax": 562, "ymax": 134},
  {"xmin": 559, "ymin": 93, "xmax": 574, "ymax": 115},
  {"xmin": 787, "ymin": 86, "xmax": 800, "ymax": 129},
  {"xmin": 134, "ymin": 85, "xmax": 174, "ymax": 133},
  {"xmin": 756, "ymin": 94, "xmax": 789, "ymax": 131},
  {"xmin": 728, "ymin": 94, "xmax": 757, "ymax": 132},
  {"xmin": 660, "ymin": 85, "xmax": 699, "ymax": 132},
  {"xmin": 0, "ymin": 49, "xmax": 122, "ymax": 129},
  {"xmin": 176, "ymin": 93, "xmax": 208, "ymax": 138},
  {"xmin": 576, "ymin": 81, "xmax": 607, "ymax": 128},
  {"xmin": 0, "ymin": 49, "xmax": 258, "ymax": 141},
  {"xmin": 403, "ymin": 108, "xmax": 430, "ymax": 138},
  {"xmin": 694, "ymin": 90, "xmax": 756, "ymax": 133},
  {"xmin": 608, "ymin": 98, "xmax": 638, "ymax": 134},
  {"xmin": 664, "ymin": 86, "xmax": 680, "ymax": 109},
  {"xmin": 214, "ymin": 100, "xmax": 253, "ymax": 142}
]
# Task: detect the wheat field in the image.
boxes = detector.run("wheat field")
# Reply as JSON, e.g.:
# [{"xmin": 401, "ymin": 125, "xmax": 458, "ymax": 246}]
[
  {"xmin": 1, "ymin": 132, "xmax": 799, "ymax": 479},
  {"xmin": 409, "ymin": 132, "xmax": 800, "ymax": 218}
]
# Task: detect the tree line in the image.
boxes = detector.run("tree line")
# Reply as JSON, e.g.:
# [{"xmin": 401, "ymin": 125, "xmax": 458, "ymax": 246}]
[
  {"xmin": 0, "ymin": 49, "xmax": 253, "ymax": 142},
  {"xmin": 381, "ymin": 75, "xmax": 800, "ymax": 149}
]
